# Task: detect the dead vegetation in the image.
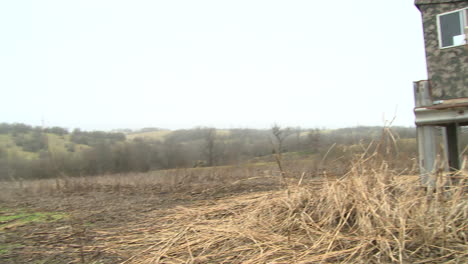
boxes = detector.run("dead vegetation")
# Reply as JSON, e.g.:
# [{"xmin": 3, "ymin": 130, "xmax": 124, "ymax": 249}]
[
  {"xmin": 0, "ymin": 141, "xmax": 466, "ymax": 263},
  {"xmin": 88, "ymin": 156, "xmax": 465, "ymax": 264}
]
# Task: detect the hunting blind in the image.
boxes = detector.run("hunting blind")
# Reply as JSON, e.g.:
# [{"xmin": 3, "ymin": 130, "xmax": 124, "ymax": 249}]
[{"xmin": 414, "ymin": 0, "xmax": 468, "ymax": 187}]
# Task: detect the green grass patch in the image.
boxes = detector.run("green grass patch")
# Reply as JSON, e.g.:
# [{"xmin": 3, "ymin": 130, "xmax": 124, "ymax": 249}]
[
  {"xmin": 0, "ymin": 134, "xmax": 38, "ymax": 160},
  {"xmin": 126, "ymin": 130, "xmax": 172, "ymax": 141},
  {"xmin": 0, "ymin": 208, "xmax": 68, "ymax": 230},
  {"xmin": 0, "ymin": 133, "xmax": 90, "ymax": 162},
  {"xmin": 0, "ymin": 243, "xmax": 23, "ymax": 255}
]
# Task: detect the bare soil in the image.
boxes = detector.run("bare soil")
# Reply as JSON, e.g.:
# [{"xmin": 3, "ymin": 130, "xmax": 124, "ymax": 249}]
[
  {"xmin": 0, "ymin": 182, "xmax": 279, "ymax": 264},
  {"xmin": 1, "ymin": 166, "xmax": 465, "ymax": 263}
]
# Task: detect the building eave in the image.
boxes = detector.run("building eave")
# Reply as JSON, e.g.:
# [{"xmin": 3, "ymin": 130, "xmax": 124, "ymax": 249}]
[{"xmin": 415, "ymin": 0, "xmax": 468, "ymax": 7}]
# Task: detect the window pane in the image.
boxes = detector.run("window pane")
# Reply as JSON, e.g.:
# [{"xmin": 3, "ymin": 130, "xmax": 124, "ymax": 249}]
[{"xmin": 439, "ymin": 11, "xmax": 462, "ymax": 47}]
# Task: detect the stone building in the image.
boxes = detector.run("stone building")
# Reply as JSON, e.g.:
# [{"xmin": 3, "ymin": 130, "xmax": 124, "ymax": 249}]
[
  {"xmin": 415, "ymin": 0, "xmax": 467, "ymax": 100},
  {"xmin": 414, "ymin": 0, "xmax": 467, "ymax": 187}
]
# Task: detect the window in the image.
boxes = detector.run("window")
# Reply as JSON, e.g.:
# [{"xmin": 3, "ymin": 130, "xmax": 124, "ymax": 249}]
[{"xmin": 437, "ymin": 8, "xmax": 467, "ymax": 49}]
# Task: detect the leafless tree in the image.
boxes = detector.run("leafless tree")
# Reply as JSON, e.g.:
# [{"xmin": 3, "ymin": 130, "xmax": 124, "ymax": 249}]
[
  {"xmin": 204, "ymin": 128, "xmax": 216, "ymax": 167},
  {"xmin": 270, "ymin": 125, "xmax": 293, "ymax": 182}
]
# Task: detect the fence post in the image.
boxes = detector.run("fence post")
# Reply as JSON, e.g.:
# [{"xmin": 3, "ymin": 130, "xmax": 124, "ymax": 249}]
[
  {"xmin": 445, "ymin": 123, "xmax": 461, "ymax": 185},
  {"xmin": 414, "ymin": 81, "xmax": 437, "ymax": 188}
]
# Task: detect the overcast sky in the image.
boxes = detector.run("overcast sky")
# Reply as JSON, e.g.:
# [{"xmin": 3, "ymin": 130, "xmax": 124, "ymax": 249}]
[{"xmin": 0, "ymin": 0, "xmax": 428, "ymax": 131}]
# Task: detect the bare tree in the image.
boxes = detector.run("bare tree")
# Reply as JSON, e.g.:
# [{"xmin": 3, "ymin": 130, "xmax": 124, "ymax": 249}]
[
  {"xmin": 204, "ymin": 128, "xmax": 216, "ymax": 167},
  {"xmin": 270, "ymin": 125, "xmax": 293, "ymax": 182},
  {"xmin": 293, "ymin": 126, "xmax": 302, "ymax": 151},
  {"xmin": 307, "ymin": 128, "xmax": 321, "ymax": 153}
]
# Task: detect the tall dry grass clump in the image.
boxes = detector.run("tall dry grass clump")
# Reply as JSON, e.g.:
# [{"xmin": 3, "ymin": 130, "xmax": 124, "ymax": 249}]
[{"xmin": 113, "ymin": 157, "xmax": 467, "ymax": 263}]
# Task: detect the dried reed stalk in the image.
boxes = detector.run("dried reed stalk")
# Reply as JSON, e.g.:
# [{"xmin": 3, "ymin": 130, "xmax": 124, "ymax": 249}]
[{"xmin": 100, "ymin": 158, "xmax": 467, "ymax": 263}]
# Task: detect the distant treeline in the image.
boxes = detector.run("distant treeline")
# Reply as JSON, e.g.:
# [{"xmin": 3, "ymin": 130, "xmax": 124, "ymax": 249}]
[{"xmin": 0, "ymin": 123, "xmax": 419, "ymax": 180}]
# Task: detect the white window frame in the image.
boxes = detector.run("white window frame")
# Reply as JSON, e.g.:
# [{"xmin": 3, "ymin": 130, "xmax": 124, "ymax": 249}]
[{"xmin": 436, "ymin": 7, "xmax": 468, "ymax": 49}]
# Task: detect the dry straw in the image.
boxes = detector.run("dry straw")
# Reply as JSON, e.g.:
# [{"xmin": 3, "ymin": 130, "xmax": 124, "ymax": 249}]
[{"xmin": 100, "ymin": 156, "xmax": 467, "ymax": 263}]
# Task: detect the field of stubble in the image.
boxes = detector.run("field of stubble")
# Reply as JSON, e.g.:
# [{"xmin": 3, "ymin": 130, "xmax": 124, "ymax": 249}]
[{"xmin": 1, "ymin": 160, "xmax": 466, "ymax": 264}]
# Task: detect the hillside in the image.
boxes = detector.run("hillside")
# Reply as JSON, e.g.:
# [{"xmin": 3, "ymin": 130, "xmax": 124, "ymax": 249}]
[
  {"xmin": 126, "ymin": 130, "xmax": 172, "ymax": 141},
  {"xmin": 0, "ymin": 123, "xmax": 420, "ymax": 180},
  {"xmin": 0, "ymin": 124, "xmax": 101, "ymax": 155}
]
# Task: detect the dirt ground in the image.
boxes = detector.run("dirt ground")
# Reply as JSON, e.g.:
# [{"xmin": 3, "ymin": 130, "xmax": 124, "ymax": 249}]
[
  {"xmin": 0, "ymin": 180, "xmax": 280, "ymax": 264},
  {"xmin": 2, "ymin": 168, "xmax": 464, "ymax": 264}
]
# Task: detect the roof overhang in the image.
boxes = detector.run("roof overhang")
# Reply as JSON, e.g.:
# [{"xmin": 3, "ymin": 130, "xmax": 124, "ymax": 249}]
[
  {"xmin": 415, "ymin": 0, "xmax": 468, "ymax": 9},
  {"xmin": 415, "ymin": 0, "xmax": 468, "ymax": 5}
]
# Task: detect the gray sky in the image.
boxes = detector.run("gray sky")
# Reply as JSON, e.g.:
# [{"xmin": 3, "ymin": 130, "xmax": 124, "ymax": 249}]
[{"xmin": 0, "ymin": 0, "xmax": 427, "ymax": 131}]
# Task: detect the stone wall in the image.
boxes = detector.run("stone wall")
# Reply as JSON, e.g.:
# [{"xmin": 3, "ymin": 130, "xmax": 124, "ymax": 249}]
[{"xmin": 416, "ymin": 1, "xmax": 468, "ymax": 101}]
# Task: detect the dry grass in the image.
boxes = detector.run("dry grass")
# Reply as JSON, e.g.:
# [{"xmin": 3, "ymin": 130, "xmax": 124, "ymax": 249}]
[
  {"xmin": 0, "ymin": 164, "xmax": 288, "ymax": 200},
  {"xmin": 87, "ymin": 157, "xmax": 467, "ymax": 263},
  {"xmin": 1, "ymin": 158, "xmax": 344, "ymax": 199},
  {"xmin": 1, "ymin": 143, "xmax": 465, "ymax": 263}
]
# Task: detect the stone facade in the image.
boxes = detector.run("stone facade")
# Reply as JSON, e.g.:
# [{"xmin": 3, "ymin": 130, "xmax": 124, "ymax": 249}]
[{"xmin": 415, "ymin": 0, "xmax": 468, "ymax": 101}]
